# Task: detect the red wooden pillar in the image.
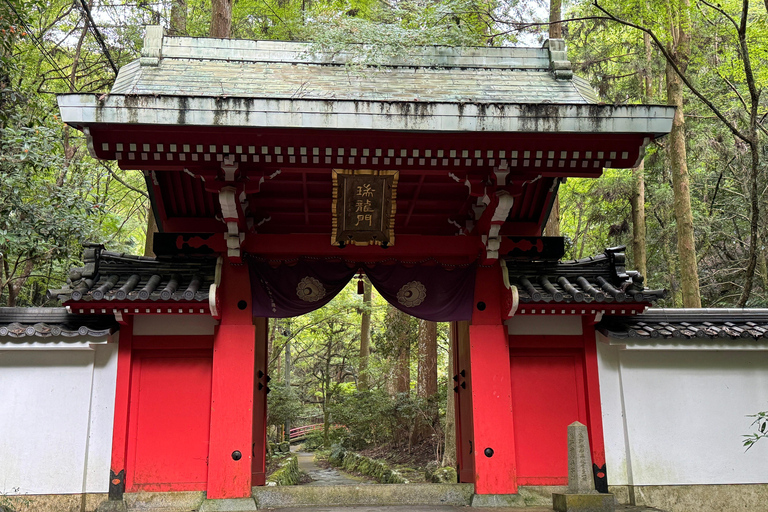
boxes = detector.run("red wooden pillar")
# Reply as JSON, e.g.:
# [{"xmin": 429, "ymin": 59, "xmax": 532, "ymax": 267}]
[
  {"xmin": 207, "ymin": 260, "xmax": 256, "ymax": 499},
  {"xmin": 451, "ymin": 321, "xmax": 475, "ymax": 483},
  {"xmin": 469, "ymin": 264, "xmax": 518, "ymax": 495},
  {"xmin": 108, "ymin": 315, "xmax": 133, "ymax": 501},
  {"xmin": 581, "ymin": 317, "xmax": 608, "ymax": 491},
  {"xmin": 251, "ymin": 317, "xmax": 269, "ymax": 486}
]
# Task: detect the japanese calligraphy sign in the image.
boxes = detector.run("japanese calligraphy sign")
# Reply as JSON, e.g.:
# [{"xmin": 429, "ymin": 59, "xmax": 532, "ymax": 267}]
[{"xmin": 331, "ymin": 169, "xmax": 398, "ymax": 246}]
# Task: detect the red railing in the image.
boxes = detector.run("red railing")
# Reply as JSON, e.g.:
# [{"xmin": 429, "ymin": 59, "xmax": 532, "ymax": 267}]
[{"xmin": 289, "ymin": 423, "xmax": 323, "ymax": 440}]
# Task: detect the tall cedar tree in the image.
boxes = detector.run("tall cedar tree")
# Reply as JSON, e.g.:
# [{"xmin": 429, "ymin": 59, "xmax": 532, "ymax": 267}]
[
  {"xmin": 544, "ymin": 0, "xmax": 562, "ymax": 237},
  {"xmin": 412, "ymin": 319, "xmax": 438, "ymax": 444},
  {"xmin": 665, "ymin": 0, "xmax": 701, "ymax": 308},
  {"xmin": 210, "ymin": 0, "xmax": 232, "ymax": 37},
  {"xmin": 358, "ymin": 278, "xmax": 372, "ymax": 391}
]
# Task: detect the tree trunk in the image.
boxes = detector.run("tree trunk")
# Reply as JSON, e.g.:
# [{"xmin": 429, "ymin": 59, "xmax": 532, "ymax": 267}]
[
  {"xmin": 6, "ymin": 259, "xmax": 35, "ymax": 307},
  {"xmin": 169, "ymin": 0, "xmax": 187, "ymax": 35},
  {"xmin": 759, "ymin": 235, "xmax": 768, "ymax": 295},
  {"xmin": 544, "ymin": 189, "xmax": 560, "ymax": 237},
  {"xmin": 392, "ymin": 307, "xmax": 411, "ymax": 395},
  {"xmin": 396, "ymin": 341, "xmax": 410, "ymax": 394},
  {"xmin": 442, "ymin": 325, "xmax": 457, "ymax": 468},
  {"xmin": 323, "ymin": 343, "xmax": 332, "ymax": 447},
  {"xmin": 412, "ymin": 319, "xmax": 438, "ymax": 445},
  {"xmin": 417, "ymin": 320, "xmax": 438, "ymax": 397},
  {"xmin": 57, "ymin": 22, "xmax": 88, "ymax": 187},
  {"xmin": 630, "ymin": 160, "xmax": 648, "ymax": 279},
  {"xmin": 549, "ymin": 0, "xmax": 562, "ymax": 39},
  {"xmin": 666, "ymin": 57, "xmax": 701, "ymax": 307},
  {"xmin": 544, "ymin": 0, "xmax": 562, "ymax": 241},
  {"xmin": 284, "ymin": 337, "xmax": 291, "ymax": 441},
  {"xmin": 738, "ymin": 144, "xmax": 761, "ymax": 306},
  {"xmin": 210, "ymin": 0, "xmax": 233, "ymax": 38},
  {"xmin": 144, "ymin": 204, "xmax": 158, "ymax": 257},
  {"xmin": 358, "ymin": 279, "xmax": 372, "ymax": 391}
]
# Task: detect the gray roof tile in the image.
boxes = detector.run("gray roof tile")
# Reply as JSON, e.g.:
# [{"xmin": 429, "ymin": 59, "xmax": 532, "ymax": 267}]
[
  {"xmin": 598, "ymin": 309, "xmax": 768, "ymax": 340},
  {"xmin": 506, "ymin": 246, "xmax": 665, "ymax": 305},
  {"xmin": 49, "ymin": 244, "xmax": 216, "ymax": 304},
  {"xmin": 109, "ymin": 31, "xmax": 599, "ymax": 105},
  {"xmin": 0, "ymin": 308, "xmax": 117, "ymax": 338}
]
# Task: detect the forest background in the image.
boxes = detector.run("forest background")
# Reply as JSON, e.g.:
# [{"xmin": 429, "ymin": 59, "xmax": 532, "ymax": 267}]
[{"xmin": 1, "ymin": 0, "xmax": 767, "ymax": 466}]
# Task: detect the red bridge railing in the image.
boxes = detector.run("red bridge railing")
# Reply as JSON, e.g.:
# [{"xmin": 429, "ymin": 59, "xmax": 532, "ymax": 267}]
[{"xmin": 289, "ymin": 423, "xmax": 323, "ymax": 440}]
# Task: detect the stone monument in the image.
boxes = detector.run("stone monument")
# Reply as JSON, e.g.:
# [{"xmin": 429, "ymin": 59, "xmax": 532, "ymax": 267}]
[{"xmin": 552, "ymin": 422, "xmax": 615, "ymax": 512}]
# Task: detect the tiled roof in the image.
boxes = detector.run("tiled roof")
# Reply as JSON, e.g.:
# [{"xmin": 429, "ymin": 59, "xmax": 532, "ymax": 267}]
[
  {"xmin": 48, "ymin": 244, "xmax": 216, "ymax": 304},
  {"xmin": 109, "ymin": 32, "xmax": 599, "ymax": 104},
  {"xmin": 505, "ymin": 246, "xmax": 665, "ymax": 304},
  {"xmin": 0, "ymin": 307, "xmax": 117, "ymax": 338},
  {"xmin": 598, "ymin": 309, "xmax": 768, "ymax": 340}
]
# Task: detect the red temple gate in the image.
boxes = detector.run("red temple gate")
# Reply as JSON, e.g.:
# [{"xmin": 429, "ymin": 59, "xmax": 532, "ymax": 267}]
[{"xmin": 52, "ymin": 27, "xmax": 673, "ymax": 504}]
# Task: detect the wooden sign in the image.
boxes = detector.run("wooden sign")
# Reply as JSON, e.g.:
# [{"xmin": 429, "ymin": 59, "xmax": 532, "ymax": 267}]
[{"xmin": 332, "ymin": 169, "xmax": 398, "ymax": 247}]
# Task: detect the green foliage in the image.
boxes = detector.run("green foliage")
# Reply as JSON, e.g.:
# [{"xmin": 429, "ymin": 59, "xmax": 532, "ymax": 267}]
[
  {"xmin": 743, "ymin": 411, "xmax": 768, "ymax": 451},
  {"xmin": 328, "ymin": 390, "xmax": 396, "ymax": 448},
  {"xmin": 266, "ymin": 454, "xmax": 301, "ymax": 485},
  {"xmin": 564, "ymin": 0, "xmax": 768, "ymax": 306},
  {"xmin": 0, "ymin": 0, "xmax": 148, "ymax": 305},
  {"xmin": 328, "ymin": 389, "xmax": 441, "ymax": 450},
  {"xmin": 327, "ymin": 445, "xmax": 408, "ymax": 483},
  {"xmin": 267, "ymin": 383, "xmax": 303, "ymax": 438}
]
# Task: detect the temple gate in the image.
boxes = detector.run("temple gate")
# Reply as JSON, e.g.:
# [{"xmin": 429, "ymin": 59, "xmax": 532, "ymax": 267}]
[{"xmin": 52, "ymin": 27, "xmax": 673, "ymax": 504}]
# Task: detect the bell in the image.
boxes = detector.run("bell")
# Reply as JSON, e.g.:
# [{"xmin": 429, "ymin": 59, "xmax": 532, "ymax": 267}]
[{"xmin": 357, "ymin": 277, "xmax": 364, "ymax": 295}]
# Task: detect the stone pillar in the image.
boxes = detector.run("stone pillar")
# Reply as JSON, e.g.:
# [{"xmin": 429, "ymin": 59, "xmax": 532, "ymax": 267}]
[
  {"xmin": 553, "ymin": 422, "xmax": 615, "ymax": 512},
  {"xmin": 468, "ymin": 264, "xmax": 518, "ymax": 496},
  {"xmin": 207, "ymin": 260, "xmax": 256, "ymax": 499}
]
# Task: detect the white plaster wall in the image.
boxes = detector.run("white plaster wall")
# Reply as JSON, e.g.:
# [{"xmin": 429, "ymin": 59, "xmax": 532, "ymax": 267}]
[
  {"xmin": 506, "ymin": 315, "xmax": 583, "ymax": 336},
  {"xmin": 133, "ymin": 314, "xmax": 217, "ymax": 335},
  {"xmin": 0, "ymin": 339, "xmax": 118, "ymax": 495},
  {"xmin": 597, "ymin": 338, "xmax": 768, "ymax": 486}
]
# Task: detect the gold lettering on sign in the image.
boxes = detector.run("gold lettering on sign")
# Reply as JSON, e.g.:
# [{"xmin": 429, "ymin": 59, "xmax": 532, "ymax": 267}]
[{"xmin": 331, "ymin": 169, "xmax": 398, "ymax": 247}]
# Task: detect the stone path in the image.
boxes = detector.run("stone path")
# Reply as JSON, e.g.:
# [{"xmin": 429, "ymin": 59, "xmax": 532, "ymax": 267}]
[
  {"xmin": 265, "ymin": 506, "xmax": 667, "ymax": 512},
  {"xmin": 294, "ymin": 450, "xmax": 373, "ymax": 486},
  {"xmin": 265, "ymin": 507, "xmax": 666, "ymax": 512}
]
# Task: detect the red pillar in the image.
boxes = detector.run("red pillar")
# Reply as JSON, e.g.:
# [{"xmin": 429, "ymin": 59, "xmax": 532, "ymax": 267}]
[
  {"xmin": 469, "ymin": 264, "xmax": 518, "ymax": 495},
  {"xmin": 582, "ymin": 317, "xmax": 608, "ymax": 491},
  {"xmin": 207, "ymin": 260, "xmax": 256, "ymax": 499},
  {"xmin": 251, "ymin": 317, "xmax": 269, "ymax": 486},
  {"xmin": 108, "ymin": 315, "xmax": 133, "ymax": 500},
  {"xmin": 452, "ymin": 321, "xmax": 476, "ymax": 483}
]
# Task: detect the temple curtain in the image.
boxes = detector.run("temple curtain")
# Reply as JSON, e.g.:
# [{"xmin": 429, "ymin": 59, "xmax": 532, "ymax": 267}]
[{"xmin": 247, "ymin": 257, "xmax": 476, "ymax": 322}]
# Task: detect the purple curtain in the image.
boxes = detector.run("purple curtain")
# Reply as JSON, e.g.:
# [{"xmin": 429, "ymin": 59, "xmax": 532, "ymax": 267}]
[
  {"xmin": 363, "ymin": 262, "xmax": 475, "ymax": 321},
  {"xmin": 247, "ymin": 257, "xmax": 476, "ymax": 321},
  {"xmin": 249, "ymin": 259, "xmax": 356, "ymax": 318}
]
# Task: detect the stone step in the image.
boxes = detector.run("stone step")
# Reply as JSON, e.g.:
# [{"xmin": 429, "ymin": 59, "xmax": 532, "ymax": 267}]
[
  {"xmin": 121, "ymin": 491, "xmax": 206, "ymax": 511},
  {"xmin": 252, "ymin": 483, "xmax": 474, "ymax": 509}
]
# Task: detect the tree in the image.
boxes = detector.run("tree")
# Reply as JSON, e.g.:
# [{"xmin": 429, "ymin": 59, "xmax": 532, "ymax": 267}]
[
  {"xmin": 591, "ymin": 0, "xmax": 767, "ymax": 306},
  {"xmin": 411, "ymin": 319, "xmax": 438, "ymax": 445},
  {"xmin": 417, "ymin": 320, "xmax": 438, "ymax": 397},
  {"xmin": 358, "ymin": 277, "xmax": 372, "ymax": 391},
  {"xmin": 544, "ymin": 0, "xmax": 563, "ymax": 237},
  {"xmin": 385, "ymin": 306, "xmax": 413, "ymax": 395},
  {"xmin": 170, "ymin": 0, "xmax": 188, "ymax": 36},
  {"xmin": 442, "ymin": 325, "xmax": 457, "ymax": 468},
  {"xmin": 267, "ymin": 383, "xmax": 302, "ymax": 443},
  {"xmin": 210, "ymin": 0, "xmax": 233, "ymax": 37},
  {"xmin": 662, "ymin": 0, "xmax": 701, "ymax": 308}
]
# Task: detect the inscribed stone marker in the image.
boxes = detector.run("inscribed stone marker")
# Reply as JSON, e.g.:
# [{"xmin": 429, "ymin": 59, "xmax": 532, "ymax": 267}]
[{"xmin": 567, "ymin": 421, "xmax": 596, "ymax": 494}]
